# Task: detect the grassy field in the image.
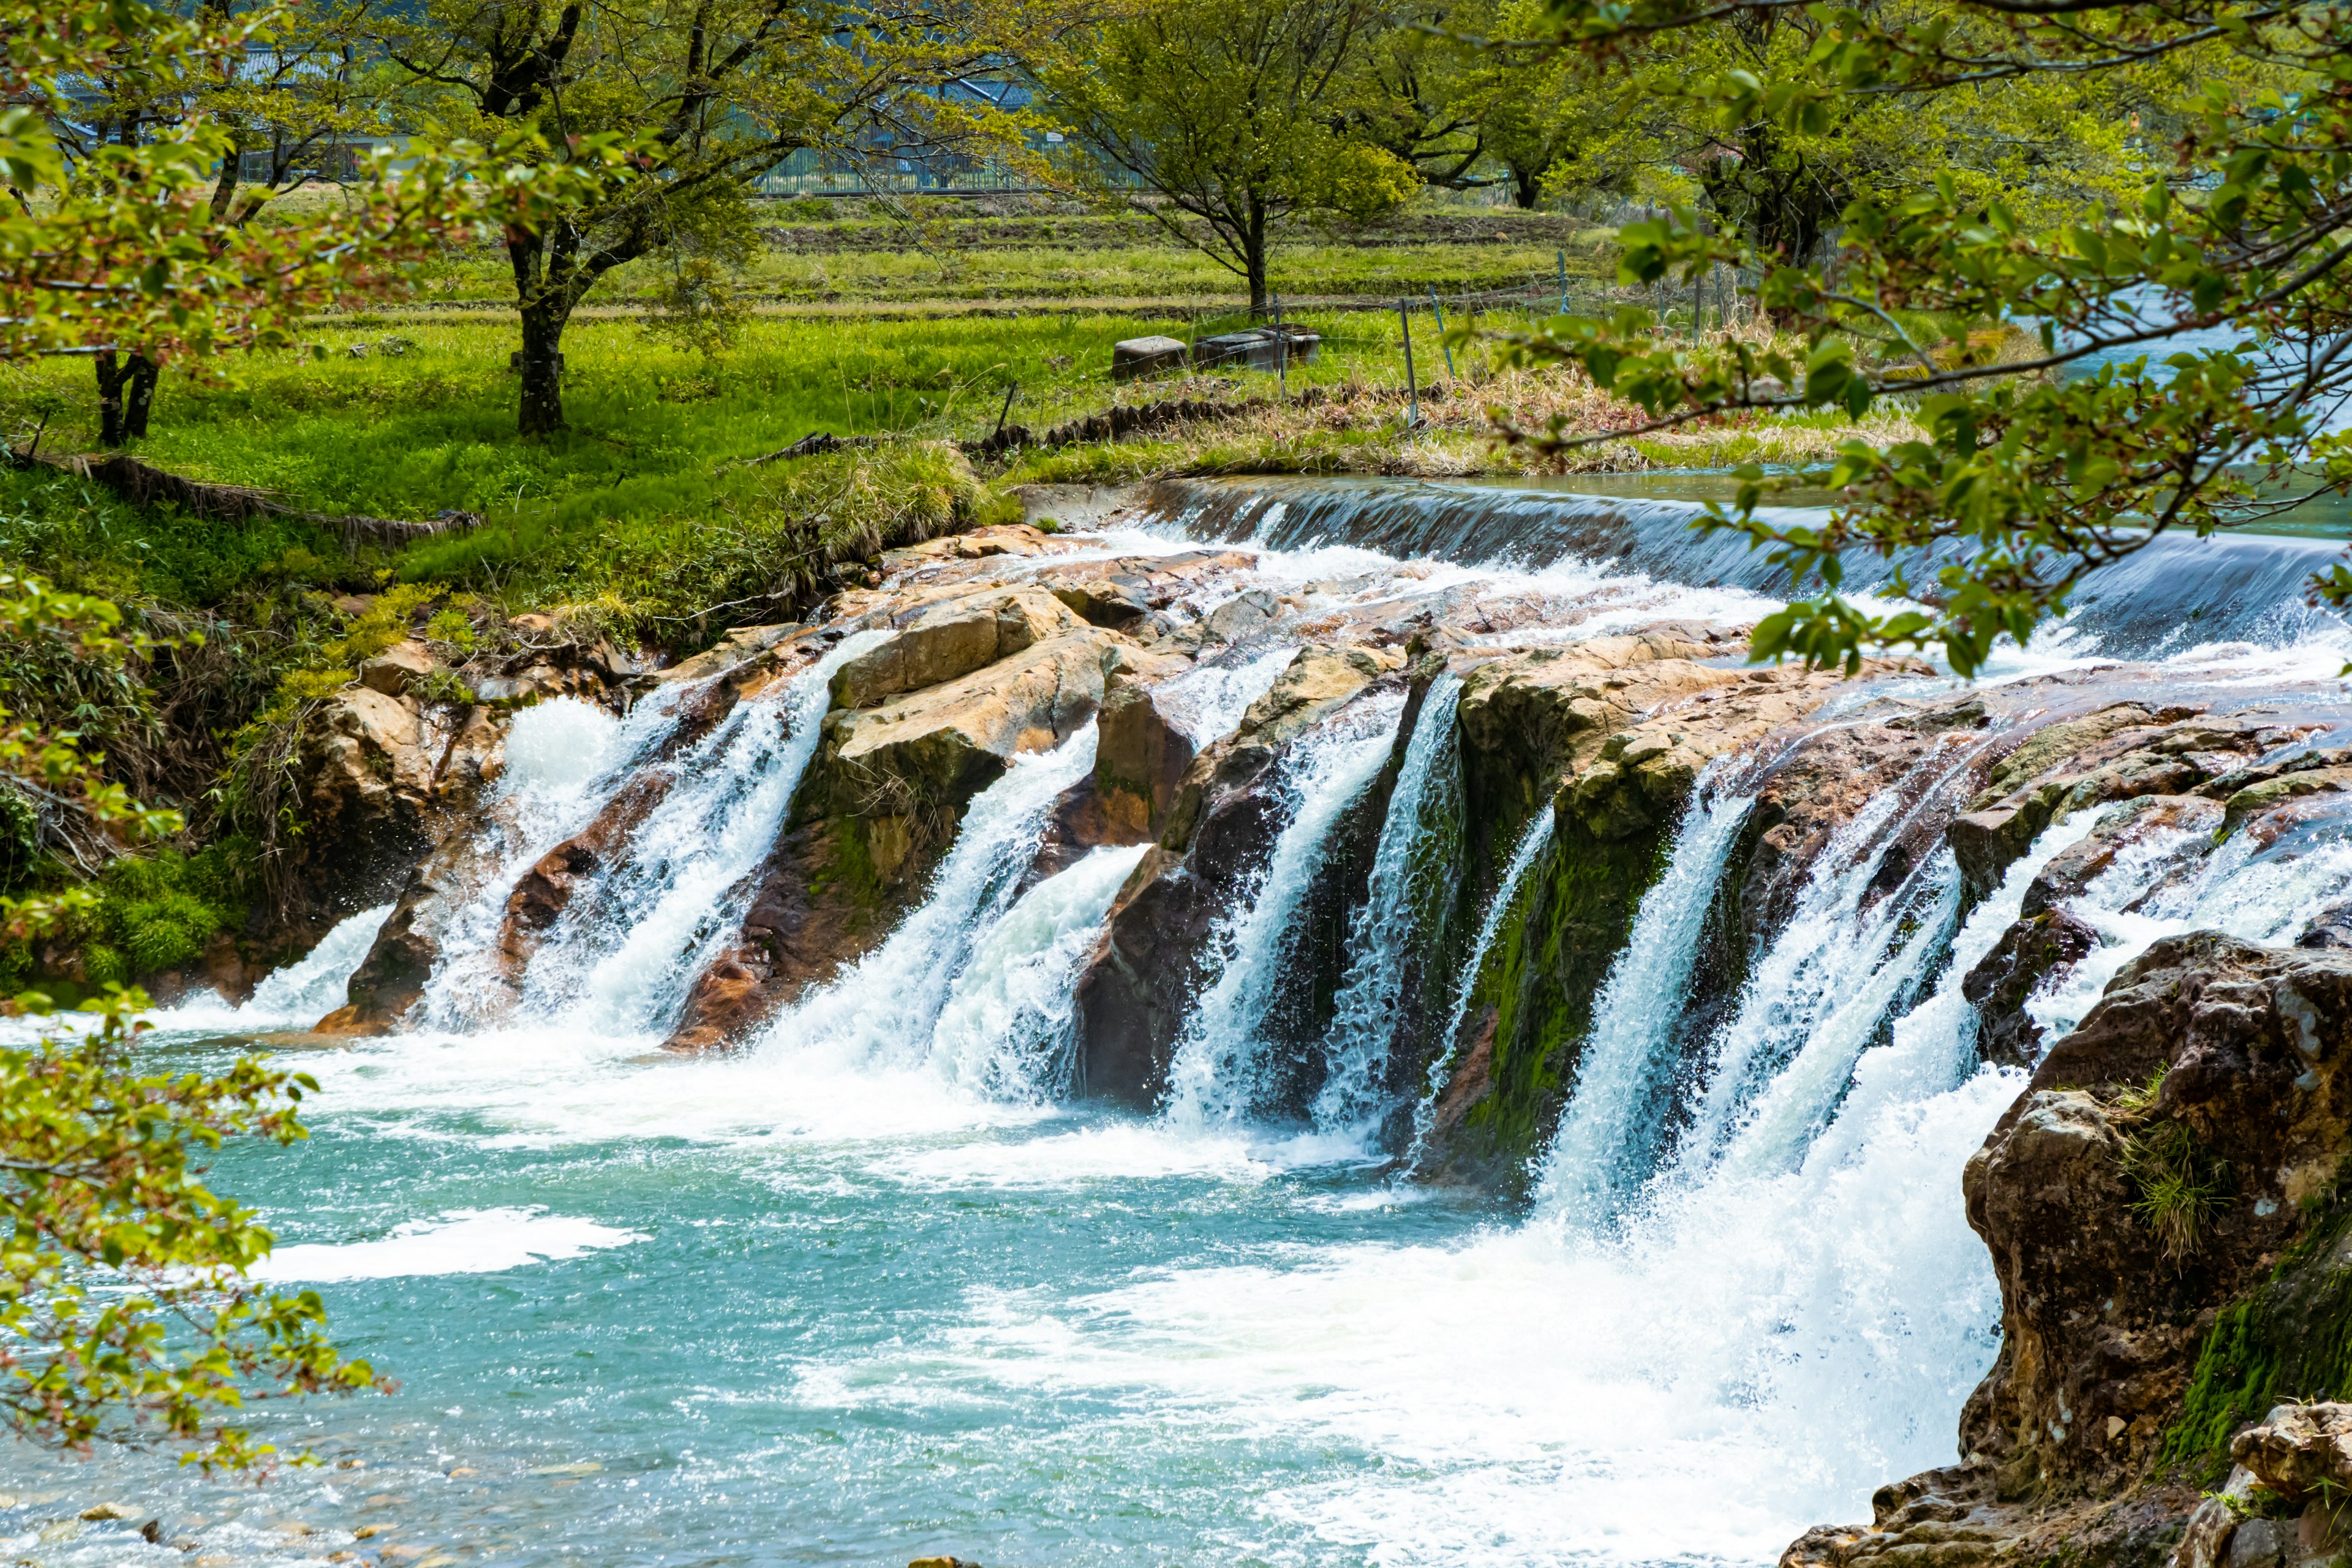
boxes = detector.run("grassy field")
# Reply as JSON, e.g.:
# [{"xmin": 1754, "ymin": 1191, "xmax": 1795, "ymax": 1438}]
[{"xmin": 386, "ymin": 204, "xmax": 1623, "ymax": 314}]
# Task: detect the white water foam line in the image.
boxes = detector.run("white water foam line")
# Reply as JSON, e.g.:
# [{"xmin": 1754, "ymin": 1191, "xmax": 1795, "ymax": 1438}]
[
  {"xmin": 1313, "ymin": 675, "xmax": 1464, "ymax": 1135},
  {"xmin": 253, "ymin": 1206, "xmax": 646, "ymax": 1283},
  {"xmin": 930, "ymin": 842, "xmax": 1152, "ymax": 1102},
  {"xmin": 1534, "ymin": 774, "xmax": 1752, "ymax": 1226},
  {"xmin": 521, "ymin": 629, "xmax": 890, "ymax": 1035},
  {"xmin": 755, "ymin": 723, "xmax": 1102, "ymax": 1071},
  {"xmin": 1162, "ymin": 696, "xmax": 1405, "ymax": 1130},
  {"xmin": 1404, "ymin": 809, "xmax": 1558, "ymax": 1163}
]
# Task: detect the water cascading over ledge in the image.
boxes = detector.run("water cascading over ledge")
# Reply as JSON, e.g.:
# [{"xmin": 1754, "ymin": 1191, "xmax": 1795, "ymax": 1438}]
[{"xmin": 102, "ymin": 487, "xmax": 2352, "ymax": 1568}]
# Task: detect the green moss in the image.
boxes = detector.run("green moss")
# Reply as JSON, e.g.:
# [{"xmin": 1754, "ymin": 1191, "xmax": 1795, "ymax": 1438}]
[
  {"xmin": 808, "ymin": 816, "xmax": 888, "ymax": 915},
  {"xmin": 82, "ymin": 943, "xmax": 129, "ymax": 987},
  {"xmin": 2164, "ymin": 1189, "xmax": 2352, "ymax": 1465},
  {"xmin": 1464, "ymin": 809, "xmax": 1673, "ymax": 1170}
]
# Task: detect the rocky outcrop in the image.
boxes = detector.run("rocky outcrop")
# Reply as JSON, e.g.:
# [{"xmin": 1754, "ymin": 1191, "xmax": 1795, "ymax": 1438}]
[
  {"xmin": 1069, "ymin": 646, "xmax": 1406, "ymax": 1106},
  {"xmin": 1425, "ymin": 647, "xmax": 1926, "ymax": 1179},
  {"xmin": 662, "ymin": 617, "xmax": 1148, "ymax": 1052},
  {"xmin": 827, "ymin": 587, "xmax": 1085, "ymax": 710},
  {"xmin": 291, "ymin": 685, "xmax": 503, "ymax": 925},
  {"xmin": 1784, "ymin": 932, "xmax": 2352, "ymax": 1568}
]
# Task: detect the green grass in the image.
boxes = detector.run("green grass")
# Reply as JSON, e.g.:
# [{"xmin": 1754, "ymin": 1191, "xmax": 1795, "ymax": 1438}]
[{"xmin": 390, "ymin": 208, "xmax": 1622, "ymax": 312}]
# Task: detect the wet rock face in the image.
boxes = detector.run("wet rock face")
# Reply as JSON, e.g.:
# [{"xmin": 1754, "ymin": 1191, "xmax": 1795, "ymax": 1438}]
[
  {"xmin": 1427, "ymin": 650, "xmax": 1923, "ymax": 1180},
  {"xmin": 292, "ymin": 686, "xmax": 513, "ymax": 929},
  {"xmin": 1784, "ymin": 933, "xmax": 2352, "ymax": 1568},
  {"xmin": 1962, "ymin": 934, "xmax": 2352, "ymax": 1490},
  {"xmin": 662, "ymin": 609, "xmax": 1176, "ymax": 1054},
  {"xmin": 1068, "ymin": 644, "xmax": 1406, "ymax": 1108}
]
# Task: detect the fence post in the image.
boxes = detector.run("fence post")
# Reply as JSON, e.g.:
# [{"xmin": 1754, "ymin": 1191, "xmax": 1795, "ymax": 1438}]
[
  {"xmin": 1273, "ymin": 293, "xmax": 1287, "ymax": 402},
  {"xmin": 1427, "ymin": 286, "xmax": 1455, "ymax": 381},
  {"xmin": 995, "ymin": 380, "xmax": 1017, "ymax": 440},
  {"xmin": 1556, "ymin": 250, "xmax": 1569, "ymax": 316},
  {"xmin": 1398, "ymin": 298, "xmax": 1420, "ymax": 428},
  {"xmin": 1691, "ymin": 274, "xmax": 1700, "ymax": 341}
]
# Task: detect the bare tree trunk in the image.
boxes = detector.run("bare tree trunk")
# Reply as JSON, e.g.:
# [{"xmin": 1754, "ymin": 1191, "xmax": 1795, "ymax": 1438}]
[
  {"xmin": 1512, "ymin": 166, "xmax": 1544, "ymax": 209},
  {"xmin": 1244, "ymin": 200, "xmax": 1270, "ymax": 316},
  {"xmin": 208, "ymin": 141, "xmax": 241, "ymax": 221},
  {"xmin": 124, "ymin": 356, "xmax": 157, "ymax": 439},
  {"xmin": 509, "ymin": 225, "xmax": 573, "ymax": 435},
  {"xmin": 517, "ymin": 296, "xmax": 568, "ymax": 435},
  {"xmin": 95, "ymin": 352, "xmax": 132, "ymax": 448}
]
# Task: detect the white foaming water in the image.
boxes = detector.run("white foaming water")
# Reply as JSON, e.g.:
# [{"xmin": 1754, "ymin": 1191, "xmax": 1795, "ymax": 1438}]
[
  {"xmin": 524, "ymin": 630, "xmax": 889, "ymax": 1033},
  {"xmin": 1534, "ymin": 777, "xmax": 1752, "ymax": 1224},
  {"xmin": 930, "ymin": 843, "xmax": 1151, "ymax": 1101},
  {"xmin": 1163, "ymin": 696, "xmax": 1404, "ymax": 1129},
  {"xmin": 1155, "ymin": 645, "xmax": 1302, "ymax": 744},
  {"xmin": 252, "ymin": 1207, "xmax": 646, "ymax": 1282},
  {"xmin": 411, "ymin": 694, "xmax": 646, "ymax": 1031},
  {"xmin": 146, "ymin": 902, "xmax": 393, "ymax": 1031},
  {"xmin": 1404, "ymin": 810, "xmax": 1558, "ymax": 1162},
  {"xmin": 2030, "ymin": 810, "xmax": 2352, "ymax": 1041},
  {"xmin": 757, "ymin": 725, "xmax": 1103, "ymax": 1070},
  {"xmin": 1679, "ymin": 742, "xmax": 1986, "ymax": 1175},
  {"xmin": 1313, "ymin": 675, "xmax": 1463, "ymax": 1134},
  {"xmin": 503, "ymin": 692, "xmax": 628, "ymax": 790}
]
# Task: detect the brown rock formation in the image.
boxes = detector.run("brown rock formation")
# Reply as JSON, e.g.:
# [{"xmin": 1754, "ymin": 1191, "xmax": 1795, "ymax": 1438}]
[
  {"xmin": 1784, "ymin": 931, "xmax": 2352, "ymax": 1568},
  {"xmin": 1069, "ymin": 645, "xmax": 1406, "ymax": 1106}
]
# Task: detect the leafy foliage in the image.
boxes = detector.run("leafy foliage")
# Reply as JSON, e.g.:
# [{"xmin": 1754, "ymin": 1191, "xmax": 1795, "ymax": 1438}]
[
  {"xmin": 0, "ymin": 575, "xmax": 376, "ymax": 1471},
  {"xmin": 1490, "ymin": 0, "xmax": 2351, "ymax": 674},
  {"xmin": 1035, "ymin": 0, "xmax": 1422, "ymax": 310}
]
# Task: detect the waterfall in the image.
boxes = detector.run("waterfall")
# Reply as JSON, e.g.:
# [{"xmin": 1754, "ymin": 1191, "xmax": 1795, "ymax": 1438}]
[
  {"xmin": 756, "ymin": 724, "xmax": 1101, "ymax": 1068},
  {"xmin": 518, "ymin": 629, "xmax": 889, "ymax": 1033},
  {"xmin": 1532, "ymin": 774, "xmax": 1751, "ymax": 1226},
  {"xmin": 1403, "ymin": 809, "xmax": 1557, "ymax": 1162},
  {"xmin": 930, "ymin": 843, "xmax": 1152, "ymax": 1101},
  {"xmin": 2028, "ymin": 805, "xmax": 2352, "ymax": 1041},
  {"xmin": 1675, "ymin": 745, "xmax": 1986, "ymax": 1177},
  {"xmin": 1144, "ymin": 474, "xmax": 2352, "ymax": 662},
  {"xmin": 149, "ymin": 902, "xmax": 394, "ymax": 1031},
  {"xmin": 1154, "ymin": 644, "xmax": 1302, "ymax": 745},
  {"xmin": 1311, "ymin": 676, "xmax": 1464, "ymax": 1135},
  {"xmin": 412, "ymin": 693, "xmax": 650, "ymax": 1031},
  {"xmin": 1163, "ymin": 696, "xmax": 1405, "ymax": 1129}
]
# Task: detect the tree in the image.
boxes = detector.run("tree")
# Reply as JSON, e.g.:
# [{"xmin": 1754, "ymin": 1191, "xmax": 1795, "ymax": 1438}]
[
  {"xmin": 374, "ymin": 0, "xmax": 1035, "ymax": 435},
  {"xmin": 1494, "ymin": 0, "xmax": 2326, "ymax": 676},
  {"xmin": 0, "ymin": 575, "xmax": 378, "ymax": 1471},
  {"xmin": 4, "ymin": 0, "xmax": 598, "ymax": 445},
  {"xmin": 0, "ymin": 0, "xmax": 589, "ymax": 1466},
  {"xmin": 1035, "ymin": 0, "xmax": 1420, "ymax": 314}
]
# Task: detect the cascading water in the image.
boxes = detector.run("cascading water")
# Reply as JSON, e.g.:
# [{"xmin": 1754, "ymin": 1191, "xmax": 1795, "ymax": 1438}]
[
  {"xmin": 1163, "ymin": 696, "xmax": 1404, "ymax": 1128},
  {"xmin": 1311, "ymin": 675, "xmax": 1463, "ymax": 1135},
  {"xmin": 409, "ymin": 692, "xmax": 655, "ymax": 1031},
  {"xmin": 1533, "ymin": 772, "xmax": 1752, "ymax": 1226},
  {"xmin": 756, "ymin": 723, "xmax": 1102, "ymax": 1069},
  {"xmin": 148, "ymin": 902, "xmax": 394, "ymax": 1031},
  {"xmin": 513, "ymin": 629, "xmax": 889, "ymax": 1033},
  {"xmin": 37, "ymin": 475, "xmax": 2352, "ymax": 1568},
  {"xmin": 930, "ymin": 843, "xmax": 1152, "ymax": 1101},
  {"xmin": 1676, "ymin": 742, "xmax": 1988, "ymax": 1177}
]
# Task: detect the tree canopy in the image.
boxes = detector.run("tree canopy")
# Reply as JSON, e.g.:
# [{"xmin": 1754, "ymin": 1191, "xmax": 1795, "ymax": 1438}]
[
  {"xmin": 1490, "ymin": 0, "xmax": 2340, "ymax": 675},
  {"xmin": 1034, "ymin": 0, "xmax": 1421, "ymax": 312}
]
